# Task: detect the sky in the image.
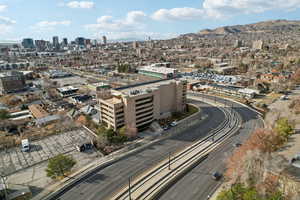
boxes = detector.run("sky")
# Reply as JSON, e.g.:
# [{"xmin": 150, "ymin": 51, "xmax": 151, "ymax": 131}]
[{"xmin": 1, "ymin": 0, "xmax": 300, "ymax": 42}]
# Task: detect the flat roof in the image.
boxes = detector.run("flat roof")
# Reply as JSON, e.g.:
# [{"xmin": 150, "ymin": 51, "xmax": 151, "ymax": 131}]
[
  {"xmin": 57, "ymin": 86, "xmax": 79, "ymax": 92},
  {"xmin": 10, "ymin": 110, "xmax": 30, "ymax": 116},
  {"xmin": 104, "ymin": 97, "xmax": 122, "ymax": 105},
  {"xmin": 139, "ymin": 66, "xmax": 177, "ymax": 75},
  {"xmin": 90, "ymin": 82, "xmax": 110, "ymax": 87},
  {"xmin": 11, "ymin": 114, "xmax": 33, "ymax": 121},
  {"xmin": 115, "ymin": 79, "xmax": 183, "ymax": 96}
]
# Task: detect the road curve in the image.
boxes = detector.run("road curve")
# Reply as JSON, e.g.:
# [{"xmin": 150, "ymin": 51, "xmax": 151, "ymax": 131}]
[
  {"xmin": 46, "ymin": 99, "xmax": 227, "ymax": 200},
  {"xmin": 158, "ymin": 93, "xmax": 264, "ymax": 200}
]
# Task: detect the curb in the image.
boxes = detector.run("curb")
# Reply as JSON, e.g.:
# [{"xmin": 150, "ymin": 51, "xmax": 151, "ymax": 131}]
[{"xmin": 36, "ymin": 102, "xmax": 203, "ymax": 200}]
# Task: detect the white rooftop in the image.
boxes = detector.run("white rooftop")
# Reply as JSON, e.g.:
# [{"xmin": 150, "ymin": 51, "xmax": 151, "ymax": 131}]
[
  {"xmin": 91, "ymin": 82, "xmax": 110, "ymax": 87},
  {"xmin": 139, "ymin": 66, "xmax": 177, "ymax": 75},
  {"xmin": 57, "ymin": 86, "xmax": 78, "ymax": 92}
]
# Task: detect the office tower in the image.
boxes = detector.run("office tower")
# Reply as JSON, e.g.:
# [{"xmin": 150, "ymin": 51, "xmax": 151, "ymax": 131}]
[
  {"xmin": 22, "ymin": 38, "xmax": 35, "ymax": 49},
  {"xmin": 35, "ymin": 40, "xmax": 47, "ymax": 51},
  {"xmin": 102, "ymin": 36, "xmax": 107, "ymax": 45},
  {"xmin": 62, "ymin": 38, "xmax": 68, "ymax": 46},
  {"xmin": 52, "ymin": 36, "xmax": 60, "ymax": 50},
  {"xmin": 75, "ymin": 37, "xmax": 85, "ymax": 46}
]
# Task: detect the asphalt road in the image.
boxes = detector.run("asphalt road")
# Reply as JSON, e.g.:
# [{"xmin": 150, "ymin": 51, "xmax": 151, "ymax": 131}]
[
  {"xmin": 52, "ymin": 99, "xmax": 226, "ymax": 200},
  {"xmin": 157, "ymin": 93, "xmax": 264, "ymax": 200}
]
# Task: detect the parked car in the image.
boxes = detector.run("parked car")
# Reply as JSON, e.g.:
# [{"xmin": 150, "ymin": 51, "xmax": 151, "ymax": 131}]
[
  {"xmin": 170, "ymin": 121, "xmax": 178, "ymax": 127},
  {"xmin": 280, "ymin": 95, "xmax": 289, "ymax": 100},
  {"xmin": 212, "ymin": 171, "xmax": 222, "ymax": 180},
  {"xmin": 21, "ymin": 139, "xmax": 30, "ymax": 152},
  {"xmin": 233, "ymin": 143, "xmax": 242, "ymax": 147},
  {"xmin": 163, "ymin": 125, "xmax": 170, "ymax": 131},
  {"xmin": 76, "ymin": 142, "xmax": 93, "ymax": 152}
]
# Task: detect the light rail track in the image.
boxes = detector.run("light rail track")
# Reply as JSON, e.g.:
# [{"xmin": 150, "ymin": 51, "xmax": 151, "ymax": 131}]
[{"xmin": 112, "ymin": 99, "xmax": 242, "ymax": 200}]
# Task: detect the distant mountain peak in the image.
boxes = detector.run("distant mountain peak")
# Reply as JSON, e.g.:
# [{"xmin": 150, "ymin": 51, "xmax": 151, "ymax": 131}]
[{"xmin": 198, "ymin": 19, "xmax": 300, "ymax": 35}]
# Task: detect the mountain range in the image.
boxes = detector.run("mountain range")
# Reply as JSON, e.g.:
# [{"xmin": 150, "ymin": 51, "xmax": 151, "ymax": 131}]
[{"xmin": 198, "ymin": 19, "xmax": 300, "ymax": 35}]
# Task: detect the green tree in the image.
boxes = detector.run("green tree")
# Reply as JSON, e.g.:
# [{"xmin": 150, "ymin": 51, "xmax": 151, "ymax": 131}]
[
  {"xmin": 0, "ymin": 109, "xmax": 10, "ymax": 120},
  {"xmin": 118, "ymin": 126, "xmax": 127, "ymax": 136},
  {"xmin": 46, "ymin": 154, "xmax": 76, "ymax": 179},
  {"xmin": 217, "ymin": 184, "xmax": 261, "ymax": 200},
  {"xmin": 266, "ymin": 191, "xmax": 285, "ymax": 200},
  {"xmin": 275, "ymin": 117, "xmax": 294, "ymax": 140},
  {"xmin": 104, "ymin": 128, "xmax": 128, "ymax": 144}
]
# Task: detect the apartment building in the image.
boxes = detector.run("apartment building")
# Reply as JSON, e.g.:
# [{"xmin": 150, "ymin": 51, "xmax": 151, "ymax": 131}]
[{"xmin": 99, "ymin": 79, "xmax": 187, "ymax": 136}]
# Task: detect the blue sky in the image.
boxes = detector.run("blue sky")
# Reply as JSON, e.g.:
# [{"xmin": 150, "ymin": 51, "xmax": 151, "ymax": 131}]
[{"xmin": 1, "ymin": 0, "xmax": 300, "ymax": 42}]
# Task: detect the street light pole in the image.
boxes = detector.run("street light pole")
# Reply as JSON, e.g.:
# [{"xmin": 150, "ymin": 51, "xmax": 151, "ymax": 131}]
[
  {"xmin": 168, "ymin": 152, "xmax": 171, "ymax": 170},
  {"xmin": 128, "ymin": 176, "xmax": 132, "ymax": 200},
  {"xmin": 0, "ymin": 173, "xmax": 7, "ymax": 200}
]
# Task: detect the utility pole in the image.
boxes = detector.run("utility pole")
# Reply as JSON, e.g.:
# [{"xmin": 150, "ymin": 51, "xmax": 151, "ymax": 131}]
[
  {"xmin": 128, "ymin": 176, "xmax": 132, "ymax": 200},
  {"xmin": 168, "ymin": 152, "xmax": 171, "ymax": 170}
]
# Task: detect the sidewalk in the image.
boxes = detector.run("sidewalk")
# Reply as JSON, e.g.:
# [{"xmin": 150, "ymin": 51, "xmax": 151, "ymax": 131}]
[{"xmin": 33, "ymin": 103, "xmax": 203, "ymax": 200}]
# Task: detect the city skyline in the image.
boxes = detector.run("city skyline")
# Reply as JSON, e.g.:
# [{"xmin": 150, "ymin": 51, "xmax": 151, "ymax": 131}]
[{"xmin": 1, "ymin": 0, "xmax": 300, "ymax": 42}]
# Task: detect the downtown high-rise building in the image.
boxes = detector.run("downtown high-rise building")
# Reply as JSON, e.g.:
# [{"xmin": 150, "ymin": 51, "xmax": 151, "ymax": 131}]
[
  {"xmin": 22, "ymin": 38, "xmax": 35, "ymax": 49},
  {"xmin": 52, "ymin": 36, "xmax": 59, "ymax": 49},
  {"xmin": 102, "ymin": 36, "xmax": 107, "ymax": 45},
  {"xmin": 75, "ymin": 37, "xmax": 85, "ymax": 46},
  {"xmin": 62, "ymin": 38, "xmax": 68, "ymax": 46},
  {"xmin": 35, "ymin": 40, "xmax": 47, "ymax": 51}
]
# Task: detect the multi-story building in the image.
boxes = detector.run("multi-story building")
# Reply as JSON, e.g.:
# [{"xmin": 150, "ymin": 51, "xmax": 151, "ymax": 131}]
[
  {"xmin": 102, "ymin": 36, "xmax": 107, "ymax": 45},
  {"xmin": 35, "ymin": 40, "xmax": 47, "ymax": 51},
  {"xmin": 52, "ymin": 36, "xmax": 59, "ymax": 49},
  {"xmin": 138, "ymin": 65, "xmax": 178, "ymax": 79},
  {"xmin": 62, "ymin": 38, "xmax": 68, "ymax": 46},
  {"xmin": 0, "ymin": 71, "xmax": 26, "ymax": 94},
  {"xmin": 75, "ymin": 37, "xmax": 85, "ymax": 46},
  {"xmin": 99, "ymin": 79, "xmax": 187, "ymax": 136},
  {"xmin": 22, "ymin": 38, "xmax": 35, "ymax": 49}
]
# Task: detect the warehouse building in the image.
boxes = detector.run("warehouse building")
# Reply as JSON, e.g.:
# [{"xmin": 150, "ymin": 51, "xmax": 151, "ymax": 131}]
[{"xmin": 99, "ymin": 79, "xmax": 187, "ymax": 136}]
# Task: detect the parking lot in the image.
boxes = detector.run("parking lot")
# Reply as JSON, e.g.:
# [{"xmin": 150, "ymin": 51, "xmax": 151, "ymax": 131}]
[
  {"xmin": 0, "ymin": 128, "xmax": 98, "ymax": 176},
  {"xmin": 181, "ymin": 72, "xmax": 240, "ymax": 84}
]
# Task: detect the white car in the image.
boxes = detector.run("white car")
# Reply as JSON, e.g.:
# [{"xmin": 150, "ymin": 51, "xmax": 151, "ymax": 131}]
[{"xmin": 170, "ymin": 121, "xmax": 178, "ymax": 127}]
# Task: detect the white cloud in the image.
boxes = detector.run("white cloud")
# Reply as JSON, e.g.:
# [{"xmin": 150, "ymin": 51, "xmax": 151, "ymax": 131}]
[
  {"xmin": 93, "ymin": 31, "xmax": 177, "ymax": 41},
  {"xmin": 66, "ymin": 1, "xmax": 94, "ymax": 9},
  {"xmin": 35, "ymin": 20, "xmax": 71, "ymax": 27},
  {"xmin": 152, "ymin": 0, "xmax": 300, "ymax": 21},
  {"xmin": 0, "ymin": 16, "xmax": 16, "ymax": 24},
  {"xmin": 0, "ymin": 24, "xmax": 12, "ymax": 34},
  {"xmin": 86, "ymin": 11, "xmax": 147, "ymax": 32},
  {"xmin": 202, "ymin": 0, "xmax": 283, "ymax": 18},
  {"xmin": 85, "ymin": 11, "xmax": 175, "ymax": 41},
  {"xmin": 32, "ymin": 20, "xmax": 71, "ymax": 32},
  {"xmin": 152, "ymin": 7, "xmax": 204, "ymax": 21},
  {"xmin": 0, "ymin": 16, "xmax": 15, "ymax": 35},
  {"xmin": 0, "ymin": 4, "xmax": 7, "ymax": 12}
]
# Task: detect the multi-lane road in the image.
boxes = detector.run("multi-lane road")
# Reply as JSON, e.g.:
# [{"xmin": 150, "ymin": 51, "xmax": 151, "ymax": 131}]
[
  {"xmin": 160, "ymin": 93, "xmax": 263, "ymax": 200},
  {"xmin": 47, "ymin": 94, "xmax": 262, "ymax": 200}
]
